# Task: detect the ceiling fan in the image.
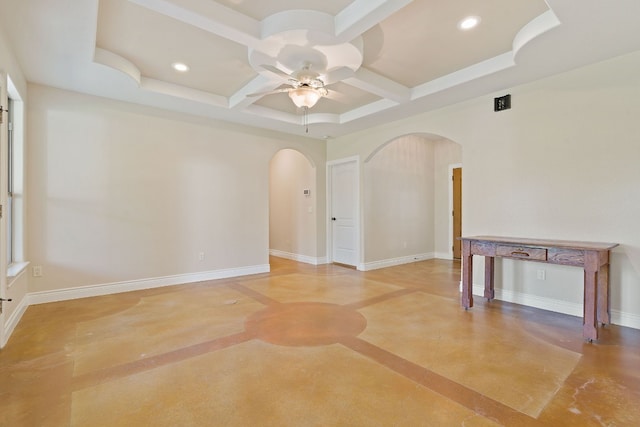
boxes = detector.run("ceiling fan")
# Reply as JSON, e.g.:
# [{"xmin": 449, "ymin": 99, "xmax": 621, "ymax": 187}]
[{"xmin": 248, "ymin": 64, "xmax": 346, "ymax": 109}]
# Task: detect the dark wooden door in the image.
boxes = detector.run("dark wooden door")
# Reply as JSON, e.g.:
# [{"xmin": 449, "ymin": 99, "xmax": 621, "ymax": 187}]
[{"xmin": 453, "ymin": 167, "xmax": 462, "ymax": 259}]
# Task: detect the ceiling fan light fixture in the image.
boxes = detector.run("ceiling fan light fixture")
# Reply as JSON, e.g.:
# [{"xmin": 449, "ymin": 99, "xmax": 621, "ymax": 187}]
[{"xmin": 288, "ymin": 87, "xmax": 323, "ymax": 108}]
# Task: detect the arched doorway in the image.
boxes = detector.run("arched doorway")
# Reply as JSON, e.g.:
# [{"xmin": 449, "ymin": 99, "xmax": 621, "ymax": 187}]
[
  {"xmin": 268, "ymin": 149, "xmax": 319, "ymax": 264},
  {"xmin": 362, "ymin": 134, "xmax": 462, "ymax": 269}
]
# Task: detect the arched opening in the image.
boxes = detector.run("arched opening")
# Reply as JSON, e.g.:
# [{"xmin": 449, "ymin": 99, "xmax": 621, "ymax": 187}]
[
  {"xmin": 363, "ymin": 134, "xmax": 462, "ymax": 269},
  {"xmin": 268, "ymin": 149, "xmax": 318, "ymax": 264}
]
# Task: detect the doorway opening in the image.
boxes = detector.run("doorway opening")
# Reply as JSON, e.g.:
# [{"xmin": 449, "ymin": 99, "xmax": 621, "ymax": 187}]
[
  {"xmin": 268, "ymin": 149, "xmax": 319, "ymax": 265},
  {"xmin": 360, "ymin": 134, "xmax": 462, "ymax": 270}
]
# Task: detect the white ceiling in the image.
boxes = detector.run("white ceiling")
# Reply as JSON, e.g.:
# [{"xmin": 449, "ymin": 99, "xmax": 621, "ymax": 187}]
[{"xmin": 2, "ymin": 0, "xmax": 640, "ymax": 139}]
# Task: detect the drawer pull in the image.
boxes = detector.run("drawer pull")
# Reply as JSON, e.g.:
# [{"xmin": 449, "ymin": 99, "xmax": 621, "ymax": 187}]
[{"xmin": 511, "ymin": 251, "xmax": 530, "ymax": 257}]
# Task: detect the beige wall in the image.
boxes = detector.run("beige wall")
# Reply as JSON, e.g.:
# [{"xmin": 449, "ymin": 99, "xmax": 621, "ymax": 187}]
[
  {"xmin": 364, "ymin": 135, "xmax": 435, "ymax": 263},
  {"xmin": 26, "ymin": 84, "xmax": 326, "ymax": 293},
  {"xmin": 328, "ymin": 51, "xmax": 640, "ymax": 327},
  {"xmin": 363, "ymin": 135, "xmax": 462, "ymax": 266},
  {"xmin": 269, "ymin": 149, "xmax": 318, "ymax": 261}
]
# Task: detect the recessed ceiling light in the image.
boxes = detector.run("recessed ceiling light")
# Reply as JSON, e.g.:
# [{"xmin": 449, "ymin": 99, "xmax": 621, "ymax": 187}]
[
  {"xmin": 458, "ymin": 16, "xmax": 481, "ymax": 31},
  {"xmin": 172, "ymin": 62, "xmax": 190, "ymax": 72}
]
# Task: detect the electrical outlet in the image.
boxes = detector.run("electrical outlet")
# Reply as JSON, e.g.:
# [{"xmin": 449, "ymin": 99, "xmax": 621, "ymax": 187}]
[
  {"xmin": 198, "ymin": 252, "xmax": 205, "ymax": 261},
  {"xmin": 536, "ymin": 269, "xmax": 546, "ymax": 280},
  {"xmin": 32, "ymin": 266, "xmax": 43, "ymax": 277}
]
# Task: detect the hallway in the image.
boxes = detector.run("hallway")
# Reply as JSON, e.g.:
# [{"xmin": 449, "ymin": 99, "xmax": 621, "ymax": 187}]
[{"xmin": 2, "ymin": 258, "xmax": 639, "ymax": 426}]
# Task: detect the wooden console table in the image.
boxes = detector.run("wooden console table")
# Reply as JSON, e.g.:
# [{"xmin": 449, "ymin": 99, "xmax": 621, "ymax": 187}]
[{"xmin": 460, "ymin": 236, "xmax": 618, "ymax": 341}]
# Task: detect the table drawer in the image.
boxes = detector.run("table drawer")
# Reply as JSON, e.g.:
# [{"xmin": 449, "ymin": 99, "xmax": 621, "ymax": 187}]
[
  {"xmin": 470, "ymin": 241, "xmax": 496, "ymax": 256},
  {"xmin": 548, "ymin": 248, "xmax": 584, "ymax": 266},
  {"xmin": 496, "ymin": 245, "xmax": 547, "ymax": 261}
]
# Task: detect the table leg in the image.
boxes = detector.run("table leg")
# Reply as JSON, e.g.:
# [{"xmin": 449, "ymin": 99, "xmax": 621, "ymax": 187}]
[
  {"xmin": 462, "ymin": 240, "xmax": 473, "ymax": 309},
  {"xmin": 484, "ymin": 257, "xmax": 495, "ymax": 301},
  {"xmin": 583, "ymin": 251, "xmax": 599, "ymax": 341},
  {"xmin": 597, "ymin": 263, "xmax": 611, "ymax": 325}
]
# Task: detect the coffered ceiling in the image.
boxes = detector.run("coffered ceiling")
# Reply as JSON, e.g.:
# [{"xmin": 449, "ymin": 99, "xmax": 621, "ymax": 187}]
[{"xmin": 2, "ymin": 0, "xmax": 640, "ymax": 138}]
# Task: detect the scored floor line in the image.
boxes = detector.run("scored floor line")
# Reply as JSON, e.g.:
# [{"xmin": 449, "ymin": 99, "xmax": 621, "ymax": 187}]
[
  {"xmin": 71, "ymin": 331, "xmax": 255, "ymax": 392},
  {"xmin": 339, "ymin": 335, "xmax": 540, "ymax": 426}
]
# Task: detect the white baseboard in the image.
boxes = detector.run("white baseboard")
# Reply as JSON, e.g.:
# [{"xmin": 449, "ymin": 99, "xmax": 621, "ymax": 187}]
[
  {"xmin": 472, "ymin": 283, "xmax": 583, "ymax": 317},
  {"xmin": 435, "ymin": 252, "xmax": 453, "ymax": 260},
  {"xmin": 2, "ymin": 295, "xmax": 29, "ymax": 348},
  {"xmin": 610, "ymin": 310, "xmax": 640, "ymax": 330},
  {"xmin": 469, "ymin": 283, "xmax": 640, "ymax": 330},
  {"xmin": 269, "ymin": 249, "xmax": 328, "ymax": 265},
  {"xmin": 28, "ymin": 264, "xmax": 270, "ymax": 306},
  {"xmin": 360, "ymin": 253, "xmax": 435, "ymax": 271}
]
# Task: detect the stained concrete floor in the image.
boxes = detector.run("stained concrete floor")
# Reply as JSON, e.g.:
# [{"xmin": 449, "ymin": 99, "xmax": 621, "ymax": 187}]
[{"xmin": 1, "ymin": 257, "xmax": 639, "ymax": 426}]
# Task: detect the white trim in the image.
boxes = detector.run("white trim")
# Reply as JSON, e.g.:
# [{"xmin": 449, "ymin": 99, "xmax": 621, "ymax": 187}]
[
  {"xmin": 326, "ymin": 156, "xmax": 361, "ymax": 166},
  {"xmin": 326, "ymin": 156, "xmax": 361, "ymax": 268},
  {"xmin": 2, "ymin": 294, "xmax": 28, "ymax": 348},
  {"xmin": 468, "ymin": 283, "xmax": 640, "ymax": 330},
  {"xmin": 448, "ymin": 163, "xmax": 463, "ymax": 260},
  {"xmin": 472, "ymin": 283, "xmax": 583, "ymax": 317},
  {"xmin": 28, "ymin": 264, "xmax": 270, "ymax": 305},
  {"xmin": 269, "ymin": 249, "xmax": 328, "ymax": 265},
  {"xmin": 435, "ymin": 252, "xmax": 453, "ymax": 260},
  {"xmin": 361, "ymin": 253, "xmax": 435, "ymax": 271},
  {"xmin": 611, "ymin": 310, "xmax": 640, "ymax": 330},
  {"xmin": 7, "ymin": 261, "xmax": 29, "ymax": 282}
]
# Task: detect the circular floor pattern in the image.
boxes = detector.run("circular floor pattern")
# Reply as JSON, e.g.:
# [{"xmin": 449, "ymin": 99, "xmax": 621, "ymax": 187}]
[{"xmin": 245, "ymin": 302, "xmax": 367, "ymax": 347}]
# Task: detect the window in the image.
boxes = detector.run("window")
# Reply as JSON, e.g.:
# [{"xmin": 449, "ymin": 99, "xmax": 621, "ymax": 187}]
[
  {"xmin": 6, "ymin": 76, "xmax": 25, "ymax": 277},
  {"xmin": 7, "ymin": 98, "xmax": 13, "ymax": 264}
]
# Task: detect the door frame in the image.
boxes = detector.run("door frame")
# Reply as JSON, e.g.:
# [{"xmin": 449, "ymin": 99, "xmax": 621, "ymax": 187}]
[
  {"xmin": 448, "ymin": 163, "xmax": 463, "ymax": 260},
  {"xmin": 326, "ymin": 156, "xmax": 361, "ymax": 269}
]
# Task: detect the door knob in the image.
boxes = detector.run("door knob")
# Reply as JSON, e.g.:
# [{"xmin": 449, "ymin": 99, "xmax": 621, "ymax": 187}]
[{"xmin": 331, "ymin": 217, "xmax": 336, "ymax": 221}]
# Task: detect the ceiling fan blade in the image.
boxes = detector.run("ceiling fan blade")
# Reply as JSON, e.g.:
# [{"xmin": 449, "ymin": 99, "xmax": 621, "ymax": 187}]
[
  {"xmin": 260, "ymin": 64, "xmax": 294, "ymax": 80},
  {"xmin": 322, "ymin": 67, "xmax": 355, "ymax": 85},
  {"xmin": 247, "ymin": 87, "xmax": 292, "ymax": 97}
]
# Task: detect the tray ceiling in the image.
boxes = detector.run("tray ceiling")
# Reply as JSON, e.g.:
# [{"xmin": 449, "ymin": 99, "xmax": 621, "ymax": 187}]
[{"xmin": 2, "ymin": 0, "xmax": 640, "ymax": 138}]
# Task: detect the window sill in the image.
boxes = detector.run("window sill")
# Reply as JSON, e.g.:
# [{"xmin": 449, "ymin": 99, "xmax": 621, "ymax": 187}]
[{"xmin": 7, "ymin": 261, "xmax": 30, "ymax": 282}]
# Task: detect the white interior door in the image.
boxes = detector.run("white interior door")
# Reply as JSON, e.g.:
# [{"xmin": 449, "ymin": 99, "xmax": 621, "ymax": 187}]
[{"xmin": 330, "ymin": 159, "xmax": 358, "ymax": 266}]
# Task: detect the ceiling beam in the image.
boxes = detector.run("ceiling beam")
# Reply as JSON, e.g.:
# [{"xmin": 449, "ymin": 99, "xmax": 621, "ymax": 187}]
[
  {"xmin": 345, "ymin": 68, "xmax": 411, "ymax": 103},
  {"xmin": 141, "ymin": 78, "xmax": 227, "ymax": 107},
  {"xmin": 334, "ymin": 0, "xmax": 414, "ymax": 43},
  {"xmin": 340, "ymin": 99, "xmax": 399, "ymax": 123},
  {"xmin": 411, "ymin": 53, "xmax": 515, "ymax": 99},
  {"xmin": 128, "ymin": 0, "xmax": 261, "ymax": 47}
]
